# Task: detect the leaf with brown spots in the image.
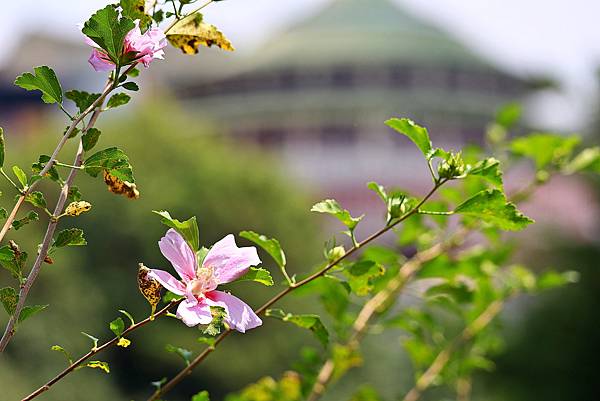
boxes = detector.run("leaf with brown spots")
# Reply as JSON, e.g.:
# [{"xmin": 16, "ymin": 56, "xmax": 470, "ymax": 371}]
[
  {"xmin": 167, "ymin": 13, "xmax": 234, "ymax": 55},
  {"xmin": 138, "ymin": 263, "xmax": 161, "ymax": 319},
  {"xmin": 103, "ymin": 170, "xmax": 140, "ymax": 200}
]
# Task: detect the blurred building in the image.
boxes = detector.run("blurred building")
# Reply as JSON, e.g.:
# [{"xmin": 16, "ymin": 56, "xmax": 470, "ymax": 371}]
[
  {"xmin": 167, "ymin": 0, "xmax": 529, "ymax": 194},
  {"xmin": 4, "ymin": 0, "xmax": 596, "ymax": 236}
]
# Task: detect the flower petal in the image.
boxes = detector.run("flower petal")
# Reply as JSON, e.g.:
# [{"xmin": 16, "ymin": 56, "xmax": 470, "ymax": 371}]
[
  {"xmin": 203, "ymin": 234, "xmax": 261, "ymax": 284},
  {"xmin": 88, "ymin": 49, "xmax": 115, "ymax": 72},
  {"xmin": 176, "ymin": 299, "xmax": 213, "ymax": 327},
  {"xmin": 206, "ymin": 291, "xmax": 262, "ymax": 333},
  {"xmin": 146, "ymin": 269, "xmax": 185, "ymax": 295},
  {"xmin": 159, "ymin": 229, "xmax": 197, "ymax": 281}
]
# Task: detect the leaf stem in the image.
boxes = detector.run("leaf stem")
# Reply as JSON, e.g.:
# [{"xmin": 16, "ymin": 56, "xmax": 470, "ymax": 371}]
[
  {"xmin": 417, "ymin": 209, "xmax": 454, "ymax": 216},
  {"xmin": 0, "ymin": 67, "xmax": 135, "ymax": 352},
  {"xmin": 146, "ymin": 181, "xmax": 447, "ymax": 401},
  {"xmin": 0, "ymin": 79, "xmax": 112, "ymax": 248},
  {"xmin": 53, "ymin": 161, "xmax": 84, "ymax": 170},
  {"xmin": 164, "ymin": 0, "xmax": 214, "ymax": 34},
  {"xmin": 21, "ymin": 301, "xmax": 180, "ymax": 401},
  {"xmin": 0, "ymin": 167, "xmax": 21, "ymax": 192}
]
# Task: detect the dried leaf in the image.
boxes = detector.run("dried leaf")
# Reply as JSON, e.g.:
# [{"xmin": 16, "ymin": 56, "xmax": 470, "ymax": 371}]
[
  {"xmin": 167, "ymin": 13, "xmax": 234, "ymax": 55},
  {"xmin": 138, "ymin": 263, "xmax": 161, "ymax": 318},
  {"xmin": 103, "ymin": 170, "xmax": 139, "ymax": 199}
]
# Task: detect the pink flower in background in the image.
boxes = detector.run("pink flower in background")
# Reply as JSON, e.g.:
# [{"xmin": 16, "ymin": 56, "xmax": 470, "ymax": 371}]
[
  {"xmin": 147, "ymin": 230, "xmax": 263, "ymax": 333},
  {"xmin": 82, "ymin": 21, "xmax": 167, "ymax": 72}
]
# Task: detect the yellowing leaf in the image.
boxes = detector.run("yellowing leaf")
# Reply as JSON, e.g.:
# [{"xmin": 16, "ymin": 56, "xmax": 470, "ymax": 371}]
[
  {"xmin": 117, "ymin": 337, "xmax": 131, "ymax": 348},
  {"xmin": 138, "ymin": 263, "xmax": 161, "ymax": 318},
  {"xmin": 86, "ymin": 360, "xmax": 110, "ymax": 373},
  {"xmin": 167, "ymin": 13, "xmax": 234, "ymax": 55},
  {"xmin": 103, "ymin": 170, "xmax": 139, "ymax": 199},
  {"xmin": 65, "ymin": 201, "xmax": 92, "ymax": 216}
]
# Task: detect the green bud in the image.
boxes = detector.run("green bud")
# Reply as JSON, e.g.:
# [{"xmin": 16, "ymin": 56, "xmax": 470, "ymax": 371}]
[
  {"xmin": 438, "ymin": 152, "xmax": 466, "ymax": 179},
  {"xmin": 327, "ymin": 246, "xmax": 346, "ymax": 262},
  {"xmin": 535, "ymin": 170, "xmax": 550, "ymax": 184}
]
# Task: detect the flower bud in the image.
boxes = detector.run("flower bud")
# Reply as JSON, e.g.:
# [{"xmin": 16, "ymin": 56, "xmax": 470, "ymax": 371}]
[
  {"xmin": 327, "ymin": 246, "xmax": 346, "ymax": 262},
  {"xmin": 64, "ymin": 201, "xmax": 92, "ymax": 216},
  {"xmin": 438, "ymin": 152, "xmax": 466, "ymax": 179}
]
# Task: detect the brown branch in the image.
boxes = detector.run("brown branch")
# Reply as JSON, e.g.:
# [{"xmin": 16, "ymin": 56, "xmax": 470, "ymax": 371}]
[
  {"xmin": 402, "ymin": 299, "xmax": 505, "ymax": 401},
  {"xmin": 0, "ymin": 64, "xmax": 136, "ymax": 351},
  {"xmin": 0, "ymin": 80, "xmax": 113, "ymax": 245},
  {"xmin": 306, "ymin": 231, "xmax": 466, "ymax": 401},
  {"xmin": 146, "ymin": 181, "xmax": 448, "ymax": 401},
  {"xmin": 21, "ymin": 300, "xmax": 181, "ymax": 401}
]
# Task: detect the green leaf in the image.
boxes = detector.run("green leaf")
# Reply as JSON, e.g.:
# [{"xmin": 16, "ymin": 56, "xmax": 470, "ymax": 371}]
[
  {"xmin": 197, "ymin": 335, "xmax": 216, "ymax": 347},
  {"xmin": 65, "ymin": 90, "xmax": 101, "ymax": 113},
  {"xmin": 119, "ymin": 0, "xmax": 153, "ymax": 32},
  {"xmin": 14, "ymin": 66, "xmax": 63, "ymax": 104},
  {"xmin": 153, "ymin": 210, "xmax": 200, "ymax": 251},
  {"xmin": 84, "ymin": 147, "xmax": 134, "ymax": 182},
  {"xmin": 122, "ymin": 82, "xmax": 139, "ymax": 91},
  {"xmin": 82, "ymin": 5, "xmax": 135, "ymax": 64},
  {"xmin": 0, "ymin": 287, "xmax": 18, "ymax": 315},
  {"xmin": 203, "ymin": 306, "xmax": 226, "ymax": 336},
  {"xmin": 536, "ymin": 270, "xmax": 579, "ymax": 290},
  {"xmin": 25, "ymin": 191, "xmax": 47, "ymax": 209},
  {"xmin": 53, "ymin": 228, "xmax": 87, "ymax": 248},
  {"xmin": 109, "ymin": 317, "xmax": 125, "ymax": 337},
  {"xmin": 239, "ymin": 230, "xmax": 286, "ymax": 269},
  {"xmin": 495, "ymin": 102, "xmax": 522, "ymax": 129},
  {"xmin": 119, "ymin": 309, "xmax": 135, "ymax": 326},
  {"xmin": 466, "ymin": 157, "xmax": 503, "ymax": 187},
  {"xmin": 0, "ymin": 208, "xmax": 7, "ymax": 220},
  {"xmin": 454, "ymin": 189, "xmax": 534, "ymax": 231},
  {"xmin": 68, "ymin": 186, "xmax": 83, "ymax": 202},
  {"xmin": 51, "ymin": 344, "xmax": 73, "ymax": 365},
  {"xmin": 12, "ymin": 165, "xmax": 27, "ymax": 187},
  {"xmin": 86, "ymin": 360, "xmax": 110, "ymax": 373},
  {"xmin": 311, "ymin": 199, "xmax": 362, "ymax": 230},
  {"xmin": 385, "ymin": 118, "xmax": 432, "ymax": 157},
  {"xmin": 106, "ymin": 93, "xmax": 131, "ymax": 109},
  {"xmin": 165, "ymin": 344, "xmax": 193, "ymax": 366},
  {"xmin": 163, "ymin": 290, "xmax": 184, "ymax": 303},
  {"xmin": 266, "ymin": 308, "xmax": 329, "ymax": 347},
  {"xmin": 343, "ymin": 260, "xmax": 385, "ymax": 296},
  {"xmin": 18, "ymin": 304, "xmax": 48, "ymax": 323},
  {"xmin": 12, "ymin": 211, "xmax": 38, "ymax": 230},
  {"xmin": 511, "ymin": 133, "xmax": 580, "ymax": 169},
  {"xmin": 367, "ymin": 182, "xmax": 407, "ymax": 222},
  {"xmin": 82, "ymin": 128, "xmax": 102, "ymax": 152},
  {"xmin": 191, "ymin": 390, "xmax": 211, "ymax": 401},
  {"xmin": 81, "ymin": 332, "xmax": 100, "ymax": 349},
  {"xmin": 0, "ymin": 127, "xmax": 5, "ymax": 167},
  {"xmin": 0, "ymin": 246, "xmax": 21, "ymax": 280},
  {"xmin": 563, "ymin": 147, "xmax": 600, "ymax": 174},
  {"xmin": 32, "ymin": 155, "xmax": 61, "ymax": 183},
  {"xmin": 236, "ymin": 267, "xmax": 273, "ymax": 286}
]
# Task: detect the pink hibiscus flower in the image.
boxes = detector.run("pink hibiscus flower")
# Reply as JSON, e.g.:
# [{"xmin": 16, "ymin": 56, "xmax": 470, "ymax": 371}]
[
  {"xmin": 83, "ymin": 20, "xmax": 167, "ymax": 72},
  {"xmin": 147, "ymin": 229, "xmax": 263, "ymax": 333}
]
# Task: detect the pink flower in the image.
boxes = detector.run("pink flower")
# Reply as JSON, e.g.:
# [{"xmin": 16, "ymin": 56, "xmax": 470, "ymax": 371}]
[
  {"xmin": 147, "ymin": 229, "xmax": 263, "ymax": 333},
  {"xmin": 83, "ymin": 21, "xmax": 167, "ymax": 72}
]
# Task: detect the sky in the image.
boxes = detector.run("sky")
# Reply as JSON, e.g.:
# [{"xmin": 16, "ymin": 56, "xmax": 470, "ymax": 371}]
[{"xmin": 1, "ymin": 0, "xmax": 599, "ymax": 129}]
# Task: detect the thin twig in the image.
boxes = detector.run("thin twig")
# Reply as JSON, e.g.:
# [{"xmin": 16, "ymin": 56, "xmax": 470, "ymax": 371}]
[
  {"xmin": 306, "ymin": 231, "xmax": 466, "ymax": 401},
  {"xmin": 21, "ymin": 301, "xmax": 181, "ymax": 401},
  {"xmin": 164, "ymin": 0, "xmax": 214, "ymax": 34},
  {"xmin": 0, "ymin": 80, "xmax": 113, "ymax": 245},
  {"xmin": 402, "ymin": 299, "xmax": 505, "ymax": 401},
  {"xmin": 0, "ymin": 64, "xmax": 137, "ymax": 352},
  {"xmin": 146, "ymin": 181, "xmax": 447, "ymax": 401}
]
